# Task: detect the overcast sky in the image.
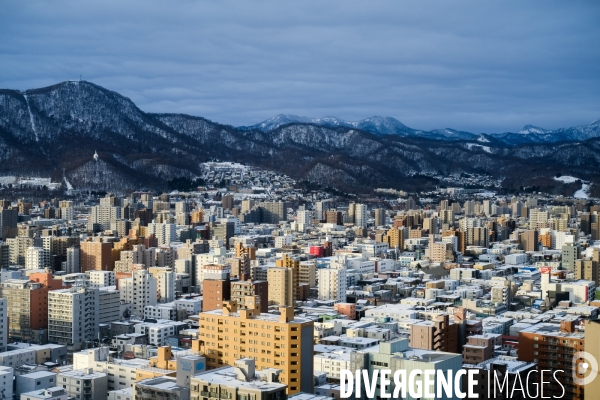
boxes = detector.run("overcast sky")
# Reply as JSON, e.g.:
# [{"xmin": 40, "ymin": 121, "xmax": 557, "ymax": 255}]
[{"xmin": 1, "ymin": 0, "xmax": 599, "ymax": 133}]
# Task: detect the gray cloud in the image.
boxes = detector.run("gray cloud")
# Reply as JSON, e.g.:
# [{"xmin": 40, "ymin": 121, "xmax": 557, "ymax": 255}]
[{"xmin": 1, "ymin": 0, "xmax": 599, "ymax": 133}]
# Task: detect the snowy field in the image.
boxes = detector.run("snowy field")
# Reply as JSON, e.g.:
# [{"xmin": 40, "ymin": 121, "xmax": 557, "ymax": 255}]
[{"xmin": 553, "ymin": 175, "xmax": 579, "ymax": 183}]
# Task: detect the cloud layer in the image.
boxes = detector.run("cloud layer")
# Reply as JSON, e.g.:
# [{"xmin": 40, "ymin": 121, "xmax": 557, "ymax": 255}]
[{"xmin": 1, "ymin": 0, "xmax": 599, "ymax": 133}]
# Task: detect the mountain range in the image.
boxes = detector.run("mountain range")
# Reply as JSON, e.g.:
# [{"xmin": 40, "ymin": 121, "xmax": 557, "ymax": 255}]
[
  {"xmin": 0, "ymin": 80, "xmax": 599, "ymax": 195},
  {"xmin": 243, "ymin": 114, "xmax": 600, "ymax": 144}
]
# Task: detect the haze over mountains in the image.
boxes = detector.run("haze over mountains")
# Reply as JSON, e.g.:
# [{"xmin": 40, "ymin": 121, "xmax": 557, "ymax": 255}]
[{"xmin": 0, "ymin": 81, "xmax": 599, "ymax": 194}]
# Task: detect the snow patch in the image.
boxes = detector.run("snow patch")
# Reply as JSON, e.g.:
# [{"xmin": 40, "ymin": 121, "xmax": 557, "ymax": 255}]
[
  {"xmin": 23, "ymin": 93, "xmax": 40, "ymax": 142},
  {"xmin": 465, "ymin": 143, "xmax": 492, "ymax": 153},
  {"xmin": 63, "ymin": 176, "xmax": 73, "ymax": 190},
  {"xmin": 575, "ymin": 182, "xmax": 590, "ymax": 199},
  {"xmin": 477, "ymin": 135, "xmax": 490, "ymax": 143},
  {"xmin": 553, "ymin": 175, "xmax": 579, "ymax": 183}
]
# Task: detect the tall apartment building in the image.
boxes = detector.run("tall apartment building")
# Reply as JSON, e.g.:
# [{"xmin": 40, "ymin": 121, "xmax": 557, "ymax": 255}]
[
  {"xmin": 529, "ymin": 208, "xmax": 549, "ymax": 229},
  {"xmin": 384, "ymin": 227, "xmax": 404, "ymax": 251},
  {"xmin": 354, "ymin": 204, "xmax": 368, "ymax": 228},
  {"xmin": 148, "ymin": 267, "xmax": 175, "ymax": 303},
  {"xmin": 423, "ymin": 217, "xmax": 438, "ymax": 235},
  {"xmin": 267, "ymin": 267, "xmax": 294, "ymax": 307},
  {"xmin": 25, "ymin": 246, "xmax": 51, "ymax": 270},
  {"xmin": 467, "ymin": 226, "xmax": 489, "ymax": 247},
  {"xmin": 115, "ymin": 245, "xmax": 155, "ymax": 272},
  {"xmin": 0, "ymin": 273, "xmax": 63, "ymax": 341},
  {"xmin": 118, "ymin": 268, "xmax": 158, "ymax": 318},
  {"xmin": 0, "ymin": 299, "xmax": 7, "ymax": 352},
  {"xmin": 317, "ymin": 264, "xmax": 347, "ymax": 303},
  {"xmin": 221, "ymin": 194, "xmax": 234, "ymax": 210},
  {"xmin": 409, "ymin": 314, "xmax": 459, "ymax": 353},
  {"xmin": 259, "ymin": 201, "xmax": 287, "ymax": 224},
  {"xmin": 87, "ymin": 271, "xmax": 116, "ymax": 287},
  {"xmin": 98, "ymin": 287, "xmax": 121, "ymax": 325},
  {"xmin": 6, "ymin": 236, "xmax": 34, "ymax": 266},
  {"xmin": 148, "ymin": 221, "xmax": 177, "ymax": 246},
  {"xmin": 230, "ymin": 280, "xmax": 268, "ymax": 313},
  {"xmin": 48, "ymin": 286, "xmax": 100, "ymax": 347},
  {"xmin": 227, "ymin": 256, "xmax": 250, "ymax": 280},
  {"xmin": 518, "ymin": 321, "xmax": 584, "ymax": 400},
  {"xmin": 88, "ymin": 204, "xmax": 122, "ymax": 232},
  {"xmin": 562, "ymin": 244, "xmax": 579, "ymax": 271},
  {"xmin": 373, "ymin": 208, "xmax": 385, "ymax": 227},
  {"xmin": 65, "ymin": 247, "xmax": 80, "ymax": 273},
  {"xmin": 0, "ymin": 208, "xmax": 18, "ymax": 239},
  {"xmin": 267, "ymin": 254, "xmax": 300, "ymax": 307},
  {"xmin": 202, "ymin": 265, "xmax": 231, "ymax": 312},
  {"xmin": 298, "ymin": 260, "xmax": 316, "ymax": 288},
  {"xmin": 235, "ymin": 242, "xmax": 256, "ymax": 261},
  {"xmin": 575, "ymin": 248, "xmax": 600, "ymax": 287},
  {"xmin": 440, "ymin": 209, "xmax": 454, "ymax": 226},
  {"xmin": 211, "ymin": 222, "xmax": 235, "ymax": 248},
  {"xmin": 80, "ymin": 238, "xmax": 113, "ymax": 272},
  {"xmin": 324, "ymin": 210, "xmax": 343, "ymax": 225},
  {"xmin": 520, "ymin": 230, "xmax": 539, "ymax": 252},
  {"xmin": 198, "ymin": 300, "xmax": 314, "ymax": 394}
]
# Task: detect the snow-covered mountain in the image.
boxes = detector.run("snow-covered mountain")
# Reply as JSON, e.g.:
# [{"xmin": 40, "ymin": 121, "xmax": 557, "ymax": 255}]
[
  {"xmin": 243, "ymin": 115, "xmax": 418, "ymax": 136},
  {"xmin": 1, "ymin": 80, "xmax": 599, "ymax": 192}
]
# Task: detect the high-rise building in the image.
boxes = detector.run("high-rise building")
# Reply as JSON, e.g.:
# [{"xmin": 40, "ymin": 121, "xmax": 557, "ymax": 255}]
[
  {"xmin": 148, "ymin": 221, "xmax": 177, "ymax": 245},
  {"xmin": 88, "ymin": 204, "xmax": 122, "ymax": 232},
  {"xmin": 440, "ymin": 209, "xmax": 454, "ymax": 226},
  {"xmin": 518, "ymin": 321, "xmax": 584, "ymax": 400},
  {"xmin": 258, "ymin": 201, "xmax": 287, "ymax": 224},
  {"xmin": 149, "ymin": 267, "xmax": 176, "ymax": 303},
  {"xmin": 241, "ymin": 199, "xmax": 255, "ymax": 214},
  {"xmin": 267, "ymin": 267, "xmax": 295, "ymax": 307},
  {"xmin": 201, "ymin": 264, "xmax": 231, "ymax": 311},
  {"xmin": 221, "ymin": 194, "xmax": 234, "ymax": 210},
  {"xmin": 562, "ymin": 244, "xmax": 579, "ymax": 271},
  {"xmin": 118, "ymin": 268, "xmax": 158, "ymax": 318},
  {"xmin": 80, "ymin": 238, "xmax": 113, "ymax": 272},
  {"xmin": 324, "ymin": 210, "xmax": 343, "ymax": 225},
  {"xmin": 0, "ymin": 208, "xmax": 18, "ymax": 239},
  {"xmin": 6, "ymin": 236, "xmax": 34, "ymax": 266},
  {"xmin": 25, "ymin": 246, "xmax": 50, "ymax": 270},
  {"xmin": 198, "ymin": 300, "xmax": 314, "ymax": 394},
  {"xmin": 0, "ymin": 299, "xmax": 7, "ymax": 352},
  {"xmin": 354, "ymin": 204, "xmax": 368, "ymax": 228},
  {"xmin": 374, "ymin": 208, "xmax": 385, "ymax": 227},
  {"xmin": 211, "ymin": 222, "xmax": 235, "ymax": 248},
  {"xmin": 48, "ymin": 286, "xmax": 100, "ymax": 346},
  {"xmin": 529, "ymin": 208, "xmax": 549, "ymax": 229},
  {"xmin": 0, "ymin": 272, "xmax": 63, "ymax": 341},
  {"xmin": 317, "ymin": 262, "xmax": 347, "ymax": 303},
  {"xmin": 467, "ymin": 227, "xmax": 489, "ymax": 247},
  {"xmin": 230, "ymin": 280, "xmax": 268, "ymax": 313},
  {"xmin": 519, "ymin": 230, "xmax": 538, "ymax": 252},
  {"xmin": 384, "ymin": 227, "xmax": 404, "ymax": 250},
  {"xmin": 298, "ymin": 260, "xmax": 317, "ymax": 288}
]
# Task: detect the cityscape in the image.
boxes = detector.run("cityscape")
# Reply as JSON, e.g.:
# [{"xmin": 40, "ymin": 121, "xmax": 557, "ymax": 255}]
[
  {"xmin": 0, "ymin": 159, "xmax": 597, "ymax": 399},
  {"xmin": 2, "ymin": 1, "xmax": 599, "ymax": 400}
]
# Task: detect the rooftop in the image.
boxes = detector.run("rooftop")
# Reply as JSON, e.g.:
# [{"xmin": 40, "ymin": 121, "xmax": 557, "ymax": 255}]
[{"xmin": 192, "ymin": 367, "xmax": 286, "ymax": 391}]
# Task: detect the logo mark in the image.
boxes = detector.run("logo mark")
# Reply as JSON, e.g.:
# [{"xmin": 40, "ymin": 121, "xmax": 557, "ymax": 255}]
[{"xmin": 572, "ymin": 351, "xmax": 598, "ymax": 386}]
